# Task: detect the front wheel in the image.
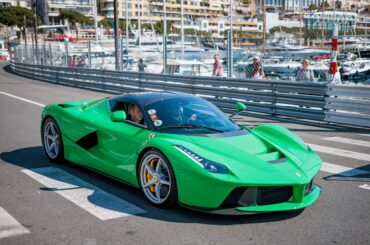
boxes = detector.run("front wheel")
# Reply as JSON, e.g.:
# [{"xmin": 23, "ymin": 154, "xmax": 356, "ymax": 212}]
[
  {"xmin": 42, "ymin": 117, "xmax": 64, "ymax": 163},
  {"xmin": 138, "ymin": 150, "xmax": 177, "ymax": 207}
]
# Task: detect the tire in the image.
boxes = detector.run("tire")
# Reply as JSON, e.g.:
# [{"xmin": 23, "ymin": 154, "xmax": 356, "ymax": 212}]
[
  {"xmin": 138, "ymin": 149, "xmax": 177, "ymax": 207},
  {"xmin": 42, "ymin": 117, "xmax": 64, "ymax": 163}
]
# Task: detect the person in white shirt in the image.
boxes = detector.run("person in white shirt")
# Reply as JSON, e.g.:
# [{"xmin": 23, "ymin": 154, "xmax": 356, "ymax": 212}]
[{"xmin": 296, "ymin": 59, "xmax": 315, "ymax": 82}]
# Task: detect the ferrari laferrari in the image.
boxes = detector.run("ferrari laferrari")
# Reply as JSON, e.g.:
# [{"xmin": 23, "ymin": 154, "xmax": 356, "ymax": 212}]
[{"xmin": 41, "ymin": 92, "xmax": 322, "ymax": 214}]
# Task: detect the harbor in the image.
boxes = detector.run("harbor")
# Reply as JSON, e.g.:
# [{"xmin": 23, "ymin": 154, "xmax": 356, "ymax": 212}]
[
  {"xmin": 2, "ymin": 0, "xmax": 369, "ymax": 85},
  {"xmin": 11, "ymin": 26, "xmax": 370, "ymax": 85}
]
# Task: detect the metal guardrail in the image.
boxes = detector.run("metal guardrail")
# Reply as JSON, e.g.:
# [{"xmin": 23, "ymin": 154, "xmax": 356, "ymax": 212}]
[
  {"xmin": 325, "ymin": 84, "xmax": 370, "ymax": 128},
  {"xmin": 10, "ymin": 62, "xmax": 370, "ymax": 128}
]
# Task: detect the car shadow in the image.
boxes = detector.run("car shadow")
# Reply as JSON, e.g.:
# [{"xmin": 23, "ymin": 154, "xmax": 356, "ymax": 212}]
[
  {"xmin": 322, "ymin": 164, "xmax": 370, "ymax": 182},
  {"xmin": 1, "ymin": 146, "xmax": 307, "ymax": 225}
]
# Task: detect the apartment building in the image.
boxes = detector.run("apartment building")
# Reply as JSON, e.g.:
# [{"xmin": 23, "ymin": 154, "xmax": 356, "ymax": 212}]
[
  {"xmin": 0, "ymin": 0, "xmax": 31, "ymax": 8},
  {"xmin": 36, "ymin": 0, "xmax": 94, "ymax": 25},
  {"xmin": 304, "ymin": 11, "xmax": 358, "ymax": 31},
  {"xmin": 255, "ymin": 0, "xmax": 322, "ymax": 11},
  {"xmin": 98, "ymin": 0, "xmax": 249, "ymax": 22}
]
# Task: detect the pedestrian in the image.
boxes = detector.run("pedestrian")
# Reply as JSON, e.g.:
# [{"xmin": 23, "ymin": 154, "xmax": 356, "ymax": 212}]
[
  {"xmin": 296, "ymin": 59, "xmax": 315, "ymax": 82},
  {"xmin": 77, "ymin": 56, "xmax": 86, "ymax": 68},
  {"xmin": 137, "ymin": 58, "xmax": 147, "ymax": 72},
  {"xmin": 212, "ymin": 54, "xmax": 223, "ymax": 77},
  {"xmin": 252, "ymin": 61, "xmax": 265, "ymax": 79},
  {"xmin": 100, "ymin": 58, "xmax": 107, "ymax": 70},
  {"xmin": 246, "ymin": 56, "xmax": 264, "ymax": 79},
  {"xmin": 70, "ymin": 55, "xmax": 77, "ymax": 68}
]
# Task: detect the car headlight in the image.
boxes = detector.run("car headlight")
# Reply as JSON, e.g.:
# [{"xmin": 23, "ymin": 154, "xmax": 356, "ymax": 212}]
[{"xmin": 174, "ymin": 145, "xmax": 229, "ymax": 174}]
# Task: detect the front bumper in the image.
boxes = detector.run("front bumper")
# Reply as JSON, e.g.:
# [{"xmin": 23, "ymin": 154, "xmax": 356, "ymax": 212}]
[{"xmin": 179, "ymin": 185, "xmax": 321, "ymax": 215}]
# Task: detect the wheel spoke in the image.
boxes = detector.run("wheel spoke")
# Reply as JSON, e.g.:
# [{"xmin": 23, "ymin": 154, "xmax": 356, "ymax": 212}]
[
  {"xmin": 50, "ymin": 124, "xmax": 57, "ymax": 136},
  {"xmin": 49, "ymin": 142, "xmax": 56, "ymax": 152},
  {"xmin": 144, "ymin": 161, "xmax": 156, "ymax": 176},
  {"xmin": 159, "ymin": 179, "xmax": 170, "ymax": 186},
  {"xmin": 143, "ymin": 180, "xmax": 156, "ymax": 188},
  {"xmin": 54, "ymin": 142, "xmax": 59, "ymax": 154},
  {"xmin": 46, "ymin": 134, "xmax": 54, "ymax": 141},
  {"xmin": 155, "ymin": 159, "xmax": 162, "ymax": 174},
  {"xmin": 155, "ymin": 183, "xmax": 161, "ymax": 202}
]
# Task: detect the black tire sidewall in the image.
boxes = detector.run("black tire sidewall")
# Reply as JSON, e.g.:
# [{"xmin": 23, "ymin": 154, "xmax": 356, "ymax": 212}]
[
  {"xmin": 42, "ymin": 117, "xmax": 64, "ymax": 163},
  {"xmin": 138, "ymin": 149, "xmax": 177, "ymax": 208}
]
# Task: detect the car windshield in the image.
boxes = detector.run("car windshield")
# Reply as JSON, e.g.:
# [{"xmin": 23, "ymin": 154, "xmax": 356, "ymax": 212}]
[{"xmin": 143, "ymin": 97, "xmax": 240, "ymax": 134}]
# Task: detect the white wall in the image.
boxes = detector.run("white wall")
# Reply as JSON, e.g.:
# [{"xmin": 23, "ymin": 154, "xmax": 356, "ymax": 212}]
[{"xmin": 265, "ymin": 12, "xmax": 302, "ymax": 32}]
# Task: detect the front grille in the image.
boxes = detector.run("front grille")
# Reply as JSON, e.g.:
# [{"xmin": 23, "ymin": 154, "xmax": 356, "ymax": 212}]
[
  {"xmin": 221, "ymin": 186, "xmax": 293, "ymax": 208},
  {"xmin": 257, "ymin": 186, "xmax": 293, "ymax": 205}
]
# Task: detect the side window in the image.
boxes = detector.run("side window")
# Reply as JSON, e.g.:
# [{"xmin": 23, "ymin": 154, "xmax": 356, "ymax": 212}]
[
  {"xmin": 126, "ymin": 103, "xmax": 146, "ymax": 127},
  {"xmin": 110, "ymin": 100, "xmax": 146, "ymax": 127}
]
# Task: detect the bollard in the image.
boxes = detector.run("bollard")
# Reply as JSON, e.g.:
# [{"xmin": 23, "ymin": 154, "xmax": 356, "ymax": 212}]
[{"xmin": 328, "ymin": 24, "xmax": 341, "ymax": 83}]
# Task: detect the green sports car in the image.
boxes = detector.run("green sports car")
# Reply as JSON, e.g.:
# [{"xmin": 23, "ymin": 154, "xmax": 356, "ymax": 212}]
[{"xmin": 41, "ymin": 92, "xmax": 322, "ymax": 214}]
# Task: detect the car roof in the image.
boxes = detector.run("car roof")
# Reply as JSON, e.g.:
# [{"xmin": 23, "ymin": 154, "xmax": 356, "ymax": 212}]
[{"xmin": 110, "ymin": 91, "xmax": 199, "ymax": 107}]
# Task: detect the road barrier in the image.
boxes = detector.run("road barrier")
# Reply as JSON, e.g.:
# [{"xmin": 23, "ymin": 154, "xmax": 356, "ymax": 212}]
[{"xmin": 10, "ymin": 62, "xmax": 370, "ymax": 128}]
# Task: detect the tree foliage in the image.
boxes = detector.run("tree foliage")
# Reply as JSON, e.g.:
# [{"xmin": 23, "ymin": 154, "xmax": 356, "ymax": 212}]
[
  {"xmin": 269, "ymin": 26, "xmax": 333, "ymax": 40},
  {"xmin": 59, "ymin": 9, "xmax": 93, "ymax": 27},
  {"xmin": 0, "ymin": 6, "xmax": 39, "ymax": 31},
  {"xmin": 320, "ymin": 1, "xmax": 330, "ymax": 9},
  {"xmin": 59, "ymin": 9, "xmax": 92, "ymax": 39},
  {"xmin": 98, "ymin": 17, "xmax": 111, "ymax": 29},
  {"xmin": 308, "ymin": 4, "xmax": 318, "ymax": 10}
]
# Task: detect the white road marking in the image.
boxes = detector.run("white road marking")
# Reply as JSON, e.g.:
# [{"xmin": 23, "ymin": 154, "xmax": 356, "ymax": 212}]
[
  {"xmin": 321, "ymin": 162, "xmax": 369, "ymax": 177},
  {"xmin": 0, "ymin": 207, "xmax": 30, "ymax": 239},
  {"xmin": 309, "ymin": 144, "xmax": 370, "ymax": 162},
  {"xmin": 22, "ymin": 167, "xmax": 145, "ymax": 220},
  {"xmin": 0, "ymin": 91, "xmax": 45, "ymax": 107},
  {"xmin": 359, "ymin": 184, "xmax": 370, "ymax": 190},
  {"xmin": 323, "ymin": 137, "xmax": 370, "ymax": 148}
]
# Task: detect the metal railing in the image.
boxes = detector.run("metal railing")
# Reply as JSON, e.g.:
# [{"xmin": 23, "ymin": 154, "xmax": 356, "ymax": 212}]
[{"xmin": 10, "ymin": 62, "xmax": 370, "ymax": 128}]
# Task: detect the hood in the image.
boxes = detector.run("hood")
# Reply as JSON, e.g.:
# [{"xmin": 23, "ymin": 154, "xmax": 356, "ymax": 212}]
[{"xmin": 178, "ymin": 130, "xmax": 314, "ymax": 184}]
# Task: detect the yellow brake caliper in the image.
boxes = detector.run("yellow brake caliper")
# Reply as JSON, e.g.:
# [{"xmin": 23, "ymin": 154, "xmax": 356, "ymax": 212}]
[{"xmin": 146, "ymin": 159, "xmax": 157, "ymax": 193}]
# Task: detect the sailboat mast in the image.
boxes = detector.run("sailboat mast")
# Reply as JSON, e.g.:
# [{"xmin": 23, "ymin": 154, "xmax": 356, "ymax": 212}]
[
  {"xmin": 163, "ymin": 0, "xmax": 167, "ymax": 74},
  {"xmin": 93, "ymin": 0, "xmax": 98, "ymax": 44},
  {"xmin": 299, "ymin": 0, "xmax": 303, "ymax": 46},
  {"xmin": 138, "ymin": 0, "xmax": 141, "ymax": 52},
  {"xmin": 126, "ymin": 0, "xmax": 129, "ymax": 50},
  {"xmin": 181, "ymin": 0, "xmax": 184, "ymax": 59}
]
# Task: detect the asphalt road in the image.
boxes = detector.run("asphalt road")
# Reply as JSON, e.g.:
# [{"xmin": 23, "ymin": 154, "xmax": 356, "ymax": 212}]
[{"xmin": 0, "ymin": 63, "xmax": 369, "ymax": 245}]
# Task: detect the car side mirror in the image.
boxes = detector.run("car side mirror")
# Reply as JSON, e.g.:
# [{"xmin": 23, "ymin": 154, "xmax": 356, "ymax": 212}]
[
  {"xmin": 229, "ymin": 102, "xmax": 247, "ymax": 119},
  {"xmin": 236, "ymin": 102, "xmax": 247, "ymax": 112},
  {"xmin": 111, "ymin": 110, "xmax": 126, "ymax": 122}
]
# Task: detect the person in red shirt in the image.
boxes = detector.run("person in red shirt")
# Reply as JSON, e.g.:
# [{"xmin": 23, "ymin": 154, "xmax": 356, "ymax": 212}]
[{"xmin": 212, "ymin": 54, "xmax": 223, "ymax": 77}]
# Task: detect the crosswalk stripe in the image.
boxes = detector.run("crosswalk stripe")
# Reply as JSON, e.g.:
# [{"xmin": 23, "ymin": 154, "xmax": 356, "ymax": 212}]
[
  {"xmin": 22, "ymin": 167, "xmax": 145, "ymax": 221},
  {"xmin": 309, "ymin": 144, "xmax": 370, "ymax": 162},
  {"xmin": 321, "ymin": 162, "xmax": 369, "ymax": 177},
  {"xmin": 358, "ymin": 134, "xmax": 370, "ymax": 137},
  {"xmin": 0, "ymin": 207, "xmax": 30, "ymax": 239},
  {"xmin": 323, "ymin": 137, "xmax": 370, "ymax": 148},
  {"xmin": 359, "ymin": 184, "xmax": 370, "ymax": 190}
]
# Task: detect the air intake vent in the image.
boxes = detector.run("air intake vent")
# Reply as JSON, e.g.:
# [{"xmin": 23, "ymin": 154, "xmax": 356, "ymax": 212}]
[{"xmin": 268, "ymin": 158, "xmax": 287, "ymax": 164}]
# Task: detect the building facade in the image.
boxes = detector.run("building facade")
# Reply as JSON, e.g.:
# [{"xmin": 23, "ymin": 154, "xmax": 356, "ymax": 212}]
[
  {"xmin": 36, "ymin": 0, "xmax": 94, "ymax": 25},
  {"xmin": 304, "ymin": 11, "xmax": 358, "ymax": 31},
  {"xmin": 256, "ymin": 0, "xmax": 322, "ymax": 11},
  {"xmin": 0, "ymin": 0, "xmax": 31, "ymax": 8},
  {"xmin": 98, "ymin": 0, "xmax": 249, "ymax": 22}
]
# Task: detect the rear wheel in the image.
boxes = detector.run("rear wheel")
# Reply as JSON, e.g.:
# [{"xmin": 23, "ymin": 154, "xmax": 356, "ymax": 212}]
[
  {"xmin": 42, "ymin": 117, "xmax": 64, "ymax": 162},
  {"xmin": 138, "ymin": 150, "xmax": 177, "ymax": 207}
]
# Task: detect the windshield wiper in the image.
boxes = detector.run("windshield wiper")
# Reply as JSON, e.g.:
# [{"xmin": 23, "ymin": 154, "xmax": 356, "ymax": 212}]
[{"xmin": 158, "ymin": 124, "xmax": 224, "ymax": 133}]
